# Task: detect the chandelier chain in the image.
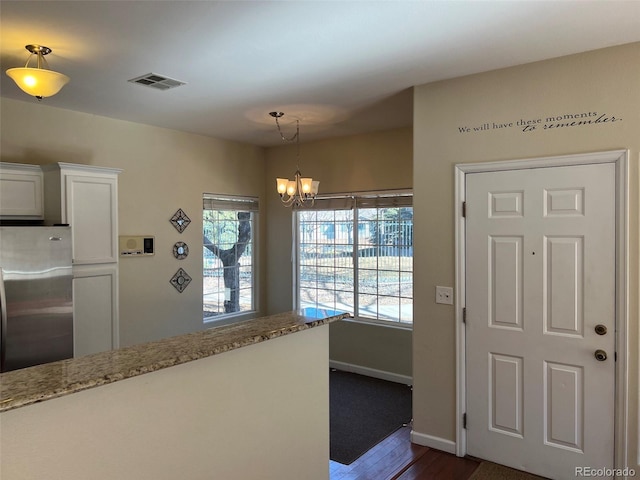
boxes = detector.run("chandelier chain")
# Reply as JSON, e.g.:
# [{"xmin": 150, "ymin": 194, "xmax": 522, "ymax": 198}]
[
  {"xmin": 273, "ymin": 115, "xmax": 299, "ymax": 143},
  {"xmin": 274, "ymin": 115, "xmax": 301, "ymax": 169}
]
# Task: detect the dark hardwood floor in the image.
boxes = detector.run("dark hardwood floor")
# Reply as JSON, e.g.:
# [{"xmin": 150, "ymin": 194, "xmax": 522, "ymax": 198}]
[{"xmin": 330, "ymin": 426, "xmax": 480, "ymax": 480}]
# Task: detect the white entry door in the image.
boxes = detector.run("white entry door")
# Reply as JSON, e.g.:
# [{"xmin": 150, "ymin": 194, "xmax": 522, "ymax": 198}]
[{"xmin": 465, "ymin": 163, "xmax": 616, "ymax": 479}]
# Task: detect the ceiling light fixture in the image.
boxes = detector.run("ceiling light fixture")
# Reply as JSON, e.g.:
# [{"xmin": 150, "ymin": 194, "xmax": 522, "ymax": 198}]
[
  {"xmin": 6, "ymin": 44, "xmax": 70, "ymax": 100},
  {"xmin": 271, "ymin": 111, "xmax": 319, "ymax": 207}
]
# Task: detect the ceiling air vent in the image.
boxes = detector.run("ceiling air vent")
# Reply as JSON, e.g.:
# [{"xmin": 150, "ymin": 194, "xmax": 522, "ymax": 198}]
[{"xmin": 128, "ymin": 73, "xmax": 186, "ymax": 91}]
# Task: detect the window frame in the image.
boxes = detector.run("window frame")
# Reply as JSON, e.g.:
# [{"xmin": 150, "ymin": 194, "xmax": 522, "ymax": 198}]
[
  {"xmin": 293, "ymin": 189, "xmax": 413, "ymax": 329},
  {"xmin": 202, "ymin": 193, "xmax": 259, "ymax": 326}
]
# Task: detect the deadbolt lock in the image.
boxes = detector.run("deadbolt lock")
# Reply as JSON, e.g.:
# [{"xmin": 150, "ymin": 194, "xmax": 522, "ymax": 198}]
[
  {"xmin": 594, "ymin": 349, "xmax": 607, "ymax": 362},
  {"xmin": 595, "ymin": 324, "xmax": 607, "ymax": 336}
]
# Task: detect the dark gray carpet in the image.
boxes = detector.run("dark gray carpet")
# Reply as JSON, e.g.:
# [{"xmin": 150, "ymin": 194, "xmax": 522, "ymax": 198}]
[{"xmin": 330, "ymin": 369, "xmax": 412, "ymax": 465}]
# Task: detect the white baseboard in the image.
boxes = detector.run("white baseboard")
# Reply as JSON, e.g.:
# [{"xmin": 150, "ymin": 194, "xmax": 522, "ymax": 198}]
[
  {"xmin": 410, "ymin": 430, "xmax": 457, "ymax": 454},
  {"xmin": 329, "ymin": 360, "xmax": 412, "ymax": 385}
]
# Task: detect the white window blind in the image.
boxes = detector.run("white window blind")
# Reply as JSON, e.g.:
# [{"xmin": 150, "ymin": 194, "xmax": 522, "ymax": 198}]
[{"xmin": 203, "ymin": 194, "xmax": 259, "ymax": 212}]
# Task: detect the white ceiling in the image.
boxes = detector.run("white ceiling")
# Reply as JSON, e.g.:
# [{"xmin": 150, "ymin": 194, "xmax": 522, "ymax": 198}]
[{"xmin": 2, "ymin": 1, "xmax": 640, "ymax": 147}]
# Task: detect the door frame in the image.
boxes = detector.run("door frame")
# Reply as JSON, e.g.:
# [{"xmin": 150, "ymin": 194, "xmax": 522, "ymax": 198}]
[{"xmin": 454, "ymin": 150, "xmax": 629, "ymax": 470}]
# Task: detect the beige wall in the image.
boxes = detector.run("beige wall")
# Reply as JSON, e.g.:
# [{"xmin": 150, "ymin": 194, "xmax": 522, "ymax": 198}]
[
  {"xmin": 0, "ymin": 98, "xmax": 267, "ymax": 347},
  {"xmin": 412, "ymin": 43, "xmax": 640, "ymax": 467},
  {"xmin": 1, "ymin": 326, "xmax": 330, "ymax": 480},
  {"xmin": 329, "ymin": 320, "xmax": 412, "ymax": 380},
  {"xmin": 264, "ymin": 127, "xmax": 413, "ymax": 378}
]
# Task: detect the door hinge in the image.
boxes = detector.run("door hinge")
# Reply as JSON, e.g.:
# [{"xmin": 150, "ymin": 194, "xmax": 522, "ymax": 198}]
[
  {"xmin": 463, "ymin": 413, "xmax": 467, "ymax": 429},
  {"xmin": 615, "ymin": 352, "xmax": 617, "ymax": 362},
  {"xmin": 462, "ymin": 202, "xmax": 467, "ymax": 218},
  {"xmin": 462, "ymin": 307, "xmax": 467, "ymax": 323}
]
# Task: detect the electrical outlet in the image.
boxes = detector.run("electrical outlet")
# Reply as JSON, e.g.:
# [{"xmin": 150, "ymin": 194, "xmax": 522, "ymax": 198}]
[{"xmin": 435, "ymin": 286, "xmax": 454, "ymax": 305}]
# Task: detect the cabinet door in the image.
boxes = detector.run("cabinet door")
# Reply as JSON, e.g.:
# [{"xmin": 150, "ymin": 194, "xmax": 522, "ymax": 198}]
[
  {"xmin": 65, "ymin": 174, "xmax": 118, "ymax": 264},
  {"xmin": 73, "ymin": 264, "xmax": 119, "ymax": 357},
  {"xmin": 0, "ymin": 164, "xmax": 44, "ymax": 218}
]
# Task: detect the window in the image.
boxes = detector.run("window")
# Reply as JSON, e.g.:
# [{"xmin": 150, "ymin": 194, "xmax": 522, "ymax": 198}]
[
  {"xmin": 296, "ymin": 192, "xmax": 413, "ymax": 325},
  {"xmin": 203, "ymin": 194, "xmax": 258, "ymax": 322}
]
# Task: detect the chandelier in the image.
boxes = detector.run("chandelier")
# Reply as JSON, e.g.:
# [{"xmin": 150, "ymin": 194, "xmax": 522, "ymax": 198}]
[
  {"xmin": 6, "ymin": 45, "xmax": 70, "ymax": 100},
  {"xmin": 270, "ymin": 111, "xmax": 319, "ymax": 207}
]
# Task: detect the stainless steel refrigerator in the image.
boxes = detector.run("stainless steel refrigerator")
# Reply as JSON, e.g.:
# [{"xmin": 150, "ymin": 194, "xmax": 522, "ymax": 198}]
[{"xmin": 0, "ymin": 226, "xmax": 73, "ymax": 372}]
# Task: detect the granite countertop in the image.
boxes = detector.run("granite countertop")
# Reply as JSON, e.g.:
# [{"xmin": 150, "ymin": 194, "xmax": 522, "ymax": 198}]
[{"xmin": 0, "ymin": 310, "xmax": 350, "ymax": 412}]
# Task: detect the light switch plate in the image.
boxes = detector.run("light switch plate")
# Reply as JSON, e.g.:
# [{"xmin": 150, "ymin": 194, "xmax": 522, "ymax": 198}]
[{"xmin": 435, "ymin": 286, "xmax": 454, "ymax": 305}]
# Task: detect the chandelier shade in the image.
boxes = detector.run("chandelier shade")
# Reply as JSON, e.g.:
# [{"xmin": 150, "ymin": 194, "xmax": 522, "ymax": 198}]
[
  {"xmin": 5, "ymin": 45, "xmax": 70, "ymax": 100},
  {"xmin": 275, "ymin": 173, "xmax": 319, "ymax": 197},
  {"xmin": 270, "ymin": 111, "xmax": 319, "ymax": 207}
]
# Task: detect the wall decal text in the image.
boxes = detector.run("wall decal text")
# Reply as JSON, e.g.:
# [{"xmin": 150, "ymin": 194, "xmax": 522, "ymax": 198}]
[{"xmin": 457, "ymin": 111, "xmax": 622, "ymax": 134}]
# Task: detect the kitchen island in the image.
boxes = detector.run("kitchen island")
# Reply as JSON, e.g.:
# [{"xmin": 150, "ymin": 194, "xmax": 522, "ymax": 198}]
[{"xmin": 0, "ymin": 310, "xmax": 349, "ymax": 480}]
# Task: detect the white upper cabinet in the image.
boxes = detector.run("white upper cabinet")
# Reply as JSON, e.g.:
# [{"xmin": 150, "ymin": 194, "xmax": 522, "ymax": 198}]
[
  {"xmin": 0, "ymin": 162, "xmax": 44, "ymax": 219},
  {"xmin": 43, "ymin": 163, "xmax": 122, "ymax": 264}
]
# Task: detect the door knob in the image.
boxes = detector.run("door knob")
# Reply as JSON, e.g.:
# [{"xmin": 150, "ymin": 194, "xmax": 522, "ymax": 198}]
[
  {"xmin": 595, "ymin": 324, "xmax": 607, "ymax": 335},
  {"xmin": 594, "ymin": 349, "xmax": 607, "ymax": 362}
]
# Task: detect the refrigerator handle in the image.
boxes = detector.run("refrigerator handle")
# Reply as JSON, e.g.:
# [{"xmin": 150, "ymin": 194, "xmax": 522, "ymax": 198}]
[{"xmin": 0, "ymin": 269, "xmax": 6, "ymax": 371}]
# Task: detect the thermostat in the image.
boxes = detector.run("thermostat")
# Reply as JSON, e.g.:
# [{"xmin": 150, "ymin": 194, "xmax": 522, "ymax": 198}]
[{"xmin": 119, "ymin": 236, "xmax": 155, "ymax": 256}]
